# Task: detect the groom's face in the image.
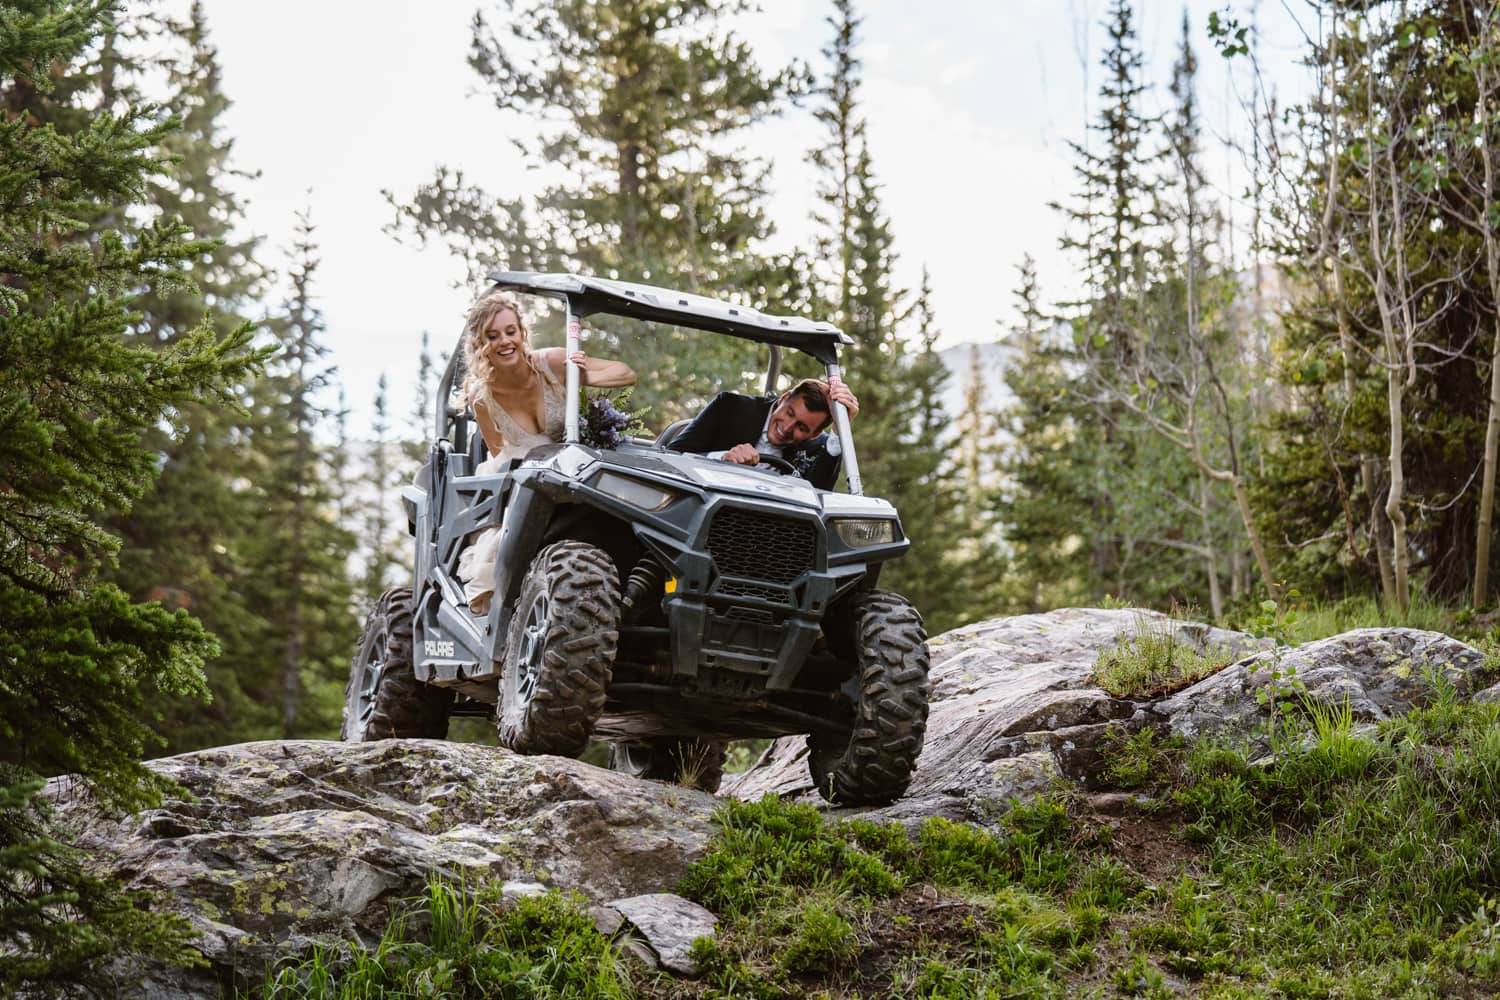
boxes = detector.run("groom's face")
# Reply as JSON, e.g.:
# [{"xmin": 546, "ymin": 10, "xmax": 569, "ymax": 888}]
[{"xmin": 767, "ymin": 394, "xmax": 823, "ymax": 447}]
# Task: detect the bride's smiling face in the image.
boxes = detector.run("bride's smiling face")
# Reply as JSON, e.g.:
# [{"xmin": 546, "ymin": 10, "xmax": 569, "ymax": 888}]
[{"xmin": 483, "ymin": 308, "xmax": 526, "ymax": 368}]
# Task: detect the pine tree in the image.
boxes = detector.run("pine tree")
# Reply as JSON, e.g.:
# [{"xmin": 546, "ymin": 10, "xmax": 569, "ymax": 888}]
[
  {"xmin": 804, "ymin": 3, "xmax": 989, "ymax": 629},
  {"xmin": 841, "ymin": 140, "xmax": 903, "ymax": 419},
  {"xmin": 996, "ymin": 255, "xmax": 1095, "ymax": 610},
  {"xmin": 810, "ymin": 0, "xmax": 863, "ymax": 319},
  {"xmin": 879, "ymin": 271, "xmax": 1005, "ymax": 630},
  {"xmin": 1068, "ymin": 10, "xmax": 1273, "ymax": 614},
  {"xmin": 104, "ymin": 1, "xmax": 274, "ymax": 751},
  {"xmin": 805, "ymin": 2, "xmax": 898, "ymax": 447},
  {"xmin": 388, "ymin": 0, "xmax": 804, "ymax": 420},
  {"xmin": 1038, "ymin": 0, "xmax": 1198, "ymax": 604},
  {"xmin": 362, "ymin": 373, "xmax": 403, "ymax": 599},
  {"xmin": 241, "ymin": 212, "xmax": 358, "ymax": 738},
  {"xmin": 1053, "ymin": 0, "xmax": 1162, "ymax": 345},
  {"xmin": 0, "ymin": 2, "xmax": 262, "ymax": 987}
]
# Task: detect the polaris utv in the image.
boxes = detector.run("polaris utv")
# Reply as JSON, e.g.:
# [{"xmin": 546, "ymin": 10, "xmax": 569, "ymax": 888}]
[{"xmin": 343, "ymin": 272, "xmax": 930, "ymax": 805}]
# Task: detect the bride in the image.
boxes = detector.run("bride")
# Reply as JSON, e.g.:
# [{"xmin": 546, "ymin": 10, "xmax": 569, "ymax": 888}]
[{"xmin": 456, "ymin": 290, "xmax": 635, "ymax": 612}]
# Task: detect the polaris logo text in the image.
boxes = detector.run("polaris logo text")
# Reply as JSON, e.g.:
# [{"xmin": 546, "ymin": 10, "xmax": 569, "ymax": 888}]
[{"xmin": 424, "ymin": 639, "xmax": 455, "ymax": 658}]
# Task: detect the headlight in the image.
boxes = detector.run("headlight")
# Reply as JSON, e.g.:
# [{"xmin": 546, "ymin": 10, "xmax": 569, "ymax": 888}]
[
  {"xmin": 833, "ymin": 518, "xmax": 896, "ymax": 547},
  {"xmin": 594, "ymin": 471, "xmax": 679, "ymax": 511}
]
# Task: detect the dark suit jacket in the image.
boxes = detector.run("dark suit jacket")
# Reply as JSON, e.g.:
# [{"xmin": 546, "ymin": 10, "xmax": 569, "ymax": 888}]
[{"xmin": 667, "ymin": 391, "xmax": 842, "ymax": 490}]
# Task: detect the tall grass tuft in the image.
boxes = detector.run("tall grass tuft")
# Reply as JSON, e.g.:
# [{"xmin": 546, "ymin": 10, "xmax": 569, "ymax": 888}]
[
  {"xmin": 255, "ymin": 879, "xmax": 633, "ymax": 999},
  {"xmin": 1093, "ymin": 613, "xmax": 1233, "ymax": 698}
]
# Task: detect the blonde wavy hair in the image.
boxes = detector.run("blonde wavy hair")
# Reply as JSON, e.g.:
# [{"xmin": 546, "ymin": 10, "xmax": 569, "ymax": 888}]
[{"xmin": 462, "ymin": 290, "xmax": 539, "ymax": 404}]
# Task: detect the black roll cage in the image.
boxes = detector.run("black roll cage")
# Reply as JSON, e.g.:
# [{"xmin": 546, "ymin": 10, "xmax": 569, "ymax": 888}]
[{"xmin": 433, "ymin": 271, "xmax": 866, "ymax": 495}]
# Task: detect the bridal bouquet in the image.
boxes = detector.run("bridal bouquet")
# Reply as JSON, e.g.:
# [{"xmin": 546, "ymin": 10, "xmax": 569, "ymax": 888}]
[{"xmin": 580, "ymin": 389, "xmax": 650, "ymax": 450}]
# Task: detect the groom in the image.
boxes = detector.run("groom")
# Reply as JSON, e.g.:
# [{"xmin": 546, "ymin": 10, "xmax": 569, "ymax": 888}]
[{"xmin": 666, "ymin": 377, "xmax": 861, "ymax": 490}]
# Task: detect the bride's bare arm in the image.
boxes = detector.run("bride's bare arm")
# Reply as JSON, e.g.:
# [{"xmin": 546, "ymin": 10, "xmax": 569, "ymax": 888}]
[
  {"xmin": 470, "ymin": 393, "xmax": 505, "ymax": 456},
  {"xmin": 544, "ymin": 347, "xmax": 636, "ymax": 388}
]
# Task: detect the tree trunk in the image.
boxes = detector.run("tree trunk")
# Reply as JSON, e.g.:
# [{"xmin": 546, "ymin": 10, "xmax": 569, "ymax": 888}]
[
  {"xmin": 1478, "ymin": 313, "xmax": 1500, "ymax": 606},
  {"xmin": 1200, "ymin": 473, "xmax": 1223, "ymax": 619},
  {"xmin": 1371, "ymin": 242, "xmax": 1413, "ymax": 613},
  {"xmin": 1335, "ymin": 266, "xmax": 1398, "ymax": 603},
  {"xmin": 1474, "ymin": 24, "xmax": 1500, "ymax": 607},
  {"xmin": 1229, "ymin": 475, "xmax": 1278, "ymax": 603},
  {"xmin": 1366, "ymin": 21, "xmax": 1414, "ymax": 614},
  {"xmin": 1385, "ymin": 370, "xmax": 1411, "ymax": 612}
]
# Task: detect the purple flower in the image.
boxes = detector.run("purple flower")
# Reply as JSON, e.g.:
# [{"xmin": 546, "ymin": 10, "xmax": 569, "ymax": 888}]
[{"xmin": 580, "ymin": 392, "xmax": 648, "ymax": 449}]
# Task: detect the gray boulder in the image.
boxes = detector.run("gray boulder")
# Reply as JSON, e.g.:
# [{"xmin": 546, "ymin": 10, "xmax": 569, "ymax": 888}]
[
  {"xmin": 51, "ymin": 738, "xmax": 719, "ymax": 998},
  {"xmin": 723, "ymin": 609, "xmax": 1489, "ymax": 825},
  {"xmin": 607, "ymin": 892, "xmax": 718, "ymax": 975},
  {"xmin": 1152, "ymin": 627, "xmax": 1489, "ymax": 745}
]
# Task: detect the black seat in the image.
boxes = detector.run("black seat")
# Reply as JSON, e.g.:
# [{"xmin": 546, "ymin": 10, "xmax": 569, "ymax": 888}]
[{"xmin": 656, "ymin": 418, "xmax": 692, "ymax": 448}]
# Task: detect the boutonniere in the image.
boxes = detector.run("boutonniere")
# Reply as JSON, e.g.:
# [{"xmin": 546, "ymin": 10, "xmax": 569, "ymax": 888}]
[{"xmin": 789, "ymin": 449, "xmax": 818, "ymax": 477}]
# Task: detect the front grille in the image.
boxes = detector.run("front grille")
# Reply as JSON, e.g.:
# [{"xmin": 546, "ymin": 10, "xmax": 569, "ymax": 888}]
[
  {"xmin": 725, "ymin": 605, "xmax": 775, "ymax": 625},
  {"xmin": 719, "ymin": 579, "xmax": 788, "ymax": 604},
  {"xmin": 707, "ymin": 508, "xmax": 816, "ymax": 583}
]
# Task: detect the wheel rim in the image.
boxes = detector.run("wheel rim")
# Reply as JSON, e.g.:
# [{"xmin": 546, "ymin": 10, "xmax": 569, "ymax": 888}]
[
  {"xmin": 513, "ymin": 589, "xmax": 551, "ymax": 710},
  {"xmin": 355, "ymin": 633, "xmax": 388, "ymax": 732},
  {"xmin": 615, "ymin": 743, "xmax": 655, "ymax": 777}
]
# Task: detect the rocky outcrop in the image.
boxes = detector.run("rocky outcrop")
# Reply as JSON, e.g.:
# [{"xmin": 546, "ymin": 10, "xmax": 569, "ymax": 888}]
[
  {"xmin": 48, "ymin": 609, "xmax": 1494, "ymax": 996},
  {"xmin": 1152, "ymin": 626, "xmax": 1489, "ymax": 741},
  {"xmin": 51, "ymin": 738, "xmax": 719, "ymax": 998},
  {"xmin": 723, "ymin": 609, "xmax": 1490, "ymax": 824}
]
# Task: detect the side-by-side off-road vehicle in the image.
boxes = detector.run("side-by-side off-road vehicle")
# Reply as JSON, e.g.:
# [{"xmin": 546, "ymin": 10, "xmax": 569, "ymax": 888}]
[{"xmin": 342, "ymin": 272, "xmax": 930, "ymax": 805}]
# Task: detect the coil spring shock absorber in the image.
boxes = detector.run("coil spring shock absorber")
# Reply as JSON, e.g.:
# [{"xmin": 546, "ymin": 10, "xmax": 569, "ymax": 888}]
[{"xmin": 621, "ymin": 557, "xmax": 666, "ymax": 624}]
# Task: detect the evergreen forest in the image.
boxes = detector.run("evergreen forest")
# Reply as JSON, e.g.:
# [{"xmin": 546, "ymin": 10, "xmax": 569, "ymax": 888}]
[{"xmin": 10, "ymin": 0, "xmax": 1500, "ymax": 993}]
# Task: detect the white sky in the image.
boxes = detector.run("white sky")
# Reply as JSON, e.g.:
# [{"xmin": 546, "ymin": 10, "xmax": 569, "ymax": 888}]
[{"xmin": 189, "ymin": 0, "xmax": 1313, "ymax": 432}]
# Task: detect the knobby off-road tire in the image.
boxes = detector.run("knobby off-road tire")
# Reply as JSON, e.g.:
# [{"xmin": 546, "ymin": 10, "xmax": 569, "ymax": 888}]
[
  {"xmin": 607, "ymin": 738, "xmax": 729, "ymax": 793},
  {"xmin": 808, "ymin": 591, "xmax": 930, "ymax": 805},
  {"xmin": 497, "ymin": 541, "xmax": 620, "ymax": 757},
  {"xmin": 342, "ymin": 587, "xmax": 453, "ymax": 741}
]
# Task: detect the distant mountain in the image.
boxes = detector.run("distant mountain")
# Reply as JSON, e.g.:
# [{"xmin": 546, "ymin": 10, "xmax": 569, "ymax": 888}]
[{"xmin": 935, "ymin": 340, "xmax": 1016, "ymax": 431}]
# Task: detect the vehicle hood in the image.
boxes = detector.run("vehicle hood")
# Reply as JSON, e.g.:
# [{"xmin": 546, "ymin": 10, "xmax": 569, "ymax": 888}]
[{"xmin": 596, "ymin": 448, "xmax": 825, "ymax": 510}]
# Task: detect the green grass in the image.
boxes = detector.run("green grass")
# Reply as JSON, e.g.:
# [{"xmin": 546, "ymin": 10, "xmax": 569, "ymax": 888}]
[
  {"xmin": 1292, "ymin": 592, "xmax": 1455, "ymax": 641},
  {"xmin": 678, "ymin": 795, "xmax": 1080, "ymax": 997},
  {"xmin": 1160, "ymin": 684, "xmax": 1500, "ymax": 994},
  {"xmin": 254, "ymin": 880, "xmax": 635, "ymax": 999},
  {"xmin": 1092, "ymin": 613, "xmax": 1234, "ymax": 698},
  {"xmin": 1100, "ymin": 726, "xmax": 1185, "ymax": 790},
  {"xmin": 1226, "ymin": 591, "xmax": 1462, "ymax": 646}
]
